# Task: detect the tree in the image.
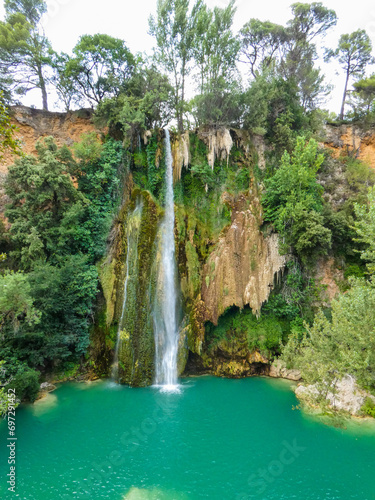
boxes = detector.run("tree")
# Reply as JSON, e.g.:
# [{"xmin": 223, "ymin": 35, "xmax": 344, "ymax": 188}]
[
  {"xmin": 0, "ymin": 271, "xmax": 40, "ymax": 333},
  {"xmin": 191, "ymin": 0, "xmax": 239, "ymax": 91},
  {"xmin": 28, "ymin": 255, "xmax": 98, "ymax": 358},
  {"xmin": 95, "ymin": 62, "xmax": 174, "ymax": 136},
  {"xmin": 149, "ymin": 0, "xmax": 196, "ymax": 132},
  {"xmin": 263, "ymin": 136, "xmax": 331, "ymax": 262},
  {"xmin": 50, "ymin": 52, "xmax": 81, "ymax": 111},
  {"xmin": 0, "ymin": 93, "xmax": 21, "ymax": 160},
  {"xmin": 190, "ymin": 0, "xmax": 241, "ymax": 126},
  {"xmin": 0, "ymin": 0, "xmax": 52, "ymax": 109},
  {"xmin": 240, "ymin": 19, "xmax": 287, "ymax": 78},
  {"xmin": 326, "ymin": 30, "xmax": 373, "ymax": 120},
  {"xmin": 349, "ymin": 74, "xmax": 375, "ymax": 120},
  {"xmin": 354, "ymin": 186, "xmax": 375, "ymax": 274},
  {"xmin": 5, "ymin": 136, "xmax": 86, "ymax": 268},
  {"xmin": 280, "ymin": 2, "xmax": 337, "ymax": 110},
  {"xmin": 64, "ymin": 34, "xmax": 135, "ymax": 106},
  {"xmin": 4, "ymin": 0, "xmax": 46, "ymax": 25},
  {"xmin": 282, "ymin": 276, "xmax": 375, "ymax": 403}
]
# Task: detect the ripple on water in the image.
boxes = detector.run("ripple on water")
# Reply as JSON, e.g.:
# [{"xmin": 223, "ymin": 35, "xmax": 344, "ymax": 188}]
[{"xmin": 123, "ymin": 487, "xmax": 188, "ymax": 499}]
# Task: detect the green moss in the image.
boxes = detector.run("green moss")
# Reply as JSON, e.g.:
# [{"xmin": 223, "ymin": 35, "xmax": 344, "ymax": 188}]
[
  {"xmin": 116, "ymin": 190, "xmax": 160, "ymax": 386},
  {"xmin": 185, "ymin": 240, "xmax": 201, "ymax": 298},
  {"xmin": 89, "ymin": 291, "xmax": 114, "ymax": 377},
  {"xmin": 205, "ymin": 305, "xmax": 285, "ymax": 358},
  {"xmin": 97, "ymin": 257, "xmax": 117, "ymax": 326}
]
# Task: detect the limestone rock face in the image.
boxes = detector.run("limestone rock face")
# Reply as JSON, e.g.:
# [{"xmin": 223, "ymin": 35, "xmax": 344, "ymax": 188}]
[
  {"xmin": 314, "ymin": 257, "xmax": 344, "ymax": 306},
  {"xmin": 323, "ymin": 124, "xmax": 375, "ymax": 169},
  {"xmin": 269, "ymin": 360, "xmax": 301, "ymax": 381},
  {"xmin": 171, "ymin": 131, "xmax": 190, "ymax": 181},
  {"xmin": 198, "ymin": 127, "xmax": 233, "ymax": 168},
  {"xmin": 2, "ymin": 106, "xmax": 96, "ymax": 173},
  {"xmin": 201, "ymin": 193, "xmax": 287, "ymax": 324},
  {"xmin": 295, "ymin": 375, "xmax": 375, "ymax": 415}
]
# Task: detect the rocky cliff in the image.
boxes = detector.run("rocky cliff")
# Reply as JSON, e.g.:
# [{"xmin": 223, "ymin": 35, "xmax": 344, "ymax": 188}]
[
  {"xmin": 0, "ymin": 106, "xmax": 98, "ymax": 214},
  {"xmin": 2, "ymin": 106, "xmax": 97, "ymax": 173},
  {"xmin": 5, "ymin": 108, "xmax": 375, "ymax": 386},
  {"xmin": 323, "ymin": 123, "xmax": 375, "ymax": 168}
]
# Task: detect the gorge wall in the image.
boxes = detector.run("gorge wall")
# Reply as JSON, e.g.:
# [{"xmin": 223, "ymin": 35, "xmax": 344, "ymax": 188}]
[{"xmin": 4, "ymin": 107, "xmax": 375, "ymax": 386}]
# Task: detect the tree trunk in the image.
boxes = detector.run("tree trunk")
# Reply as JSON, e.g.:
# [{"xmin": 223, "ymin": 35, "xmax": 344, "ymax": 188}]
[
  {"xmin": 37, "ymin": 63, "xmax": 48, "ymax": 111},
  {"xmin": 179, "ymin": 62, "xmax": 186, "ymax": 133},
  {"xmin": 41, "ymin": 83, "xmax": 48, "ymax": 111},
  {"xmin": 339, "ymin": 67, "xmax": 350, "ymax": 120}
]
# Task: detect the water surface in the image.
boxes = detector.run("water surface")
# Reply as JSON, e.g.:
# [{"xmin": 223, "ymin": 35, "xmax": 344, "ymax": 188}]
[{"xmin": 1, "ymin": 376, "xmax": 375, "ymax": 500}]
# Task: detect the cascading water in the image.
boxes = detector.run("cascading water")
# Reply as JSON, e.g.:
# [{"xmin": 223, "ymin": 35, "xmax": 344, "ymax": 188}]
[
  {"xmin": 153, "ymin": 130, "xmax": 180, "ymax": 390},
  {"xmin": 111, "ymin": 200, "xmax": 143, "ymax": 382}
]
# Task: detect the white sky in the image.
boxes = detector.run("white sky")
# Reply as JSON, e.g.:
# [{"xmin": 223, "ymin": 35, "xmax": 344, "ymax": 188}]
[{"xmin": 1, "ymin": 0, "xmax": 375, "ymax": 113}]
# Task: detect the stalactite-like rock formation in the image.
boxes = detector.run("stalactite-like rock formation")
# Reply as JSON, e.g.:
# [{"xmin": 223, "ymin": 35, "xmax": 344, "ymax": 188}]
[
  {"xmin": 201, "ymin": 193, "xmax": 287, "ymax": 324},
  {"xmin": 198, "ymin": 127, "xmax": 233, "ymax": 168},
  {"xmin": 172, "ymin": 131, "xmax": 190, "ymax": 181}
]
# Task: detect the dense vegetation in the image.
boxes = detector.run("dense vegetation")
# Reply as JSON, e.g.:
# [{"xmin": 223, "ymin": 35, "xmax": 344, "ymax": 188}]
[{"xmin": 0, "ymin": 0, "xmax": 375, "ymax": 414}]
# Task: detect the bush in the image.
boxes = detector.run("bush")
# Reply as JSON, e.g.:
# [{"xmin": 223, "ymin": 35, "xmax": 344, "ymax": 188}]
[
  {"xmin": 5, "ymin": 366, "xmax": 40, "ymax": 402},
  {"xmin": 360, "ymin": 397, "xmax": 375, "ymax": 418}
]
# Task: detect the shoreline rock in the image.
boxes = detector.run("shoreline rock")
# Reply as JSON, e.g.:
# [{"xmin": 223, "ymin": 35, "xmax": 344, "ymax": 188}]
[
  {"xmin": 295, "ymin": 375, "xmax": 375, "ymax": 416},
  {"xmin": 268, "ymin": 360, "xmax": 302, "ymax": 381}
]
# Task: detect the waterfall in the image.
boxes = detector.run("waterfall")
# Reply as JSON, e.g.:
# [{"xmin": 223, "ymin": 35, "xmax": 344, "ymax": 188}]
[
  {"xmin": 111, "ymin": 200, "xmax": 143, "ymax": 382},
  {"xmin": 153, "ymin": 130, "xmax": 180, "ymax": 390}
]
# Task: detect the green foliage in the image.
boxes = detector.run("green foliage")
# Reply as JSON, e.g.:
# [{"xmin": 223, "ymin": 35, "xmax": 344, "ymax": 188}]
[
  {"xmin": 50, "ymin": 52, "xmax": 81, "ymax": 111},
  {"xmin": 149, "ymin": 0, "xmax": 195, "ymax": 131},
  {"xmin": 28, "ymin": 255, "xmax": 98, "ymax": 358},
  {"xmin": 243, "ymin": 73, "xmax": 306, "ymax": 150},
  {"xmin": 185, "ymin": 240, "xmax": 201, "ymax": 297},
  {"xmin": 131, "ymin": 132, "xmax": 167, "ymax": 201},
  {"xmin": 2, "ymin": 134, "xmax": 121, "ymax": 377},
  {"xmin": 206, "ymin": 305, "xmax": 285, "ymax": 357},
  {"xmin": 0, "ymin": 360, "xmax": 19, "ymax": 415},
  {"xmin": 4, "ymin": 364, "xmax": 39, "ymax": 402},
  {"xmin": 281, "ymin": 2, "xmax": 337, "ymax": 111},
  {"xmin": 0, "ymin": 94, "xmax": 21, "ymax": 159},
  {"xmin": 0, "ymin": 271, "xmax": 40, "ymax": 329},
  {"xmin": 73, "ymin": 132, "xmax": 103, "ymax": 163},
  {"xmin": 176, "ymin": 134, "xmax": 234, "ymax": 248},
  {"xmin": 241, "ymin": 3, "xmax": 337, "ymax": 111},
  {"xmin": 73, "ymin": 137, "xmax": 122, "ymax": 261},
  {"xmin": 349, "ymin": 74, "xmax": 375, "ymax": 122},
  {"xmin": 344, "ymin": 157, "xmax": 375, "ymax": 193},
  {"xmin": 263, "ymin": 261, "xmax": 307, "ymax": 320},
  {"xmin": 240, "ymin": 19, "xmax": 287, "ymax": 78},
  {"xmin": 64, "ymin": 33, "xmax": 135, "ymax": 106},
  {"xmin": 354, "ymin": 187, "xmax": 375, "ymax": 274},
  {"xmin": 190, "ymin": 161, "xmax": 214, "ymax": 189},
  {"xmin": 190, "ymin": 0, "xmax": 241, "ymax": 126},
  {"xmin": 282, "ymin": 276, "xmax": 375, "ymax": 399},
  {"xmin": 263, "ymin": 136, "xmax": 331, "ymax": 262},
  {"xmin": 360, "ymin": 397, "xmax": 375, "ymax": 418},
  {"xmin": 0, "ymin": 0, "xmax": 51, "ymax": 109},
  {"xmin": 5, "ymin": 137, "xmax": 85, "ymax": 268},
  {"xmin": 191, "ymin": 79, "xmax": 243, "ymax": 127},
  {"xmin": 325, "ymin": 29, "xmax": 373, "ymax": 119},
  {"xmin": 95, "ymin": 62, "xmax": 174, "ymax": 139}
]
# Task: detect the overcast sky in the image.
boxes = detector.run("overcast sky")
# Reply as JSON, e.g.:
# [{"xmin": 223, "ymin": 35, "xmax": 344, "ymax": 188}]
[{"xmin": 1, "ymin": 0, "xmax": 375, "ymax": 112}]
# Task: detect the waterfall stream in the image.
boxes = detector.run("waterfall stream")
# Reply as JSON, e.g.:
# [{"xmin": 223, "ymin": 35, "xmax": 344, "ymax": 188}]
[
  {"xmin": 111, "ymin": 200, "xmax": 143, "ymax": 382},
  {"xmin": 153, "ymin": 130, "xmax": 180, "ymax": 390}
]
